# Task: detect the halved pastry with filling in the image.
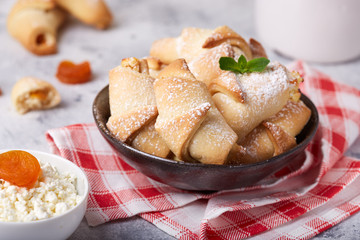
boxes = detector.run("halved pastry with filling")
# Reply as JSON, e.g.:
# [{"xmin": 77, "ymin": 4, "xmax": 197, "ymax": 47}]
[{"xmin": 11, "ymin": 77, "xmax": 61, "ymax": 114}]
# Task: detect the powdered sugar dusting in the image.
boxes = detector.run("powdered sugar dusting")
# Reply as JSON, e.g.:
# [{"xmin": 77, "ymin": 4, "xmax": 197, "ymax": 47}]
[
  {"xmin": 155, "ymin": 74, "xmax": 237, "ymax": 163},
  {"xmin": 188, "ymin": 43, "xmax": 232, "ymax": 80},
  {"xmin": 213, "ymin": 61, "xmax": 297, "ymax": 140},
  {"xmin": 240, "ymin": 61, "xmax": 289, "ymax": 104},
  {"xmin": 109, "ymin": 68, "xmax": 156, "ymax": 116}
]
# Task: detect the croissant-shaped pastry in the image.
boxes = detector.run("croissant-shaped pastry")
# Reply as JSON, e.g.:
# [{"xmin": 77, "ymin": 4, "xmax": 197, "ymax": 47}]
[
  {"xmin": 150, "ymin": 26, "xmax": 255, "ymax": 65},
  {"xmin": 106, "ymin": 57, "xmax": 170, "ymax": 158},
  {"xmin": 154, "ymin": 59, "xmax": 238, "ymax": 165},
  {"xmin": 7, "ymin": 0, "xmax": 67, "ymax": 55},
  {"xmin": 55, "ymin": 0, "xmax": 112, "ymax": 29},
  {"xmin": 212, "ymin": 62, "xmax": 302, "ymax": 141},
  {"xmin": 150, "ymin": 26, "xmax": 266, "ymax": 101},
  {"xmin": 227, "ymin": 100, "xmax": 311, "ymax": 164}
]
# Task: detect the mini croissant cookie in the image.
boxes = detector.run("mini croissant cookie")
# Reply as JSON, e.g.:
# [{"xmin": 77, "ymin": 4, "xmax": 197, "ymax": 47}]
[
  {"xmin": 150, "ymin": 26, "xmax": 254, "ymax": 64},
  {"xmin": 212, "ymin": 62, "xmax": 302, "ymax": 141},
  {"xmin": 150, "ymin": 26, "xmax": 266, "ymax": 101},
  {"xmin": 11, "ymin": 77, "xmax": 61, "ymax": 114},
  {"xmin": 227, "ymin": 100, "xmax": 311, "ymax": 164},
  {"xmin": 55, "ymin": 0, "xmax": 112, "ymax": 29},
  {"xmin": 106, "ymin": 57, "xmax": 170, "ymax": 158},
  {"xmin": 7, "ymin": 0, "xmax": 67, "ymax": 55},
  {"xmin": 154, "ymin": 59, "xmax": 238, "ymax": 165}
]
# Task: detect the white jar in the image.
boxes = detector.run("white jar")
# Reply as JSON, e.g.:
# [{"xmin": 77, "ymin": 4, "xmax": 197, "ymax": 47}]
[{"xmin": 255, "ymin": 0, "xmax": 360, "ymax": 63}]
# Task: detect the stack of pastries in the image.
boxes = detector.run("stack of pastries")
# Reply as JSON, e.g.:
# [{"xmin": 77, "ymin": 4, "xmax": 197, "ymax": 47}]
[{"xmin": 106, "ymin": 26, "xmax": 311, "ymax": 165}]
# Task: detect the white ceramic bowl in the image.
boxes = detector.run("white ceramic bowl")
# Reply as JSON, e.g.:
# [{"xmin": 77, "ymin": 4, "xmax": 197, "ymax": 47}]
[{"xmin": 0, "ymin": 149, "xmax": 89, "ymax": 240}]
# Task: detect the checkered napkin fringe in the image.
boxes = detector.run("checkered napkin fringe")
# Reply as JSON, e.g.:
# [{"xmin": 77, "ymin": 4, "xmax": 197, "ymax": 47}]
[{"xmin": 46, "ymin": 61, "xmax": 360, "ymax": 239}]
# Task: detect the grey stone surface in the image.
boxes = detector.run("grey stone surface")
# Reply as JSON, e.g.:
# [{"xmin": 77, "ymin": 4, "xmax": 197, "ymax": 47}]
[{"xmin": 1, "ymin": 0, "xmax": 359, "ymax": 239}]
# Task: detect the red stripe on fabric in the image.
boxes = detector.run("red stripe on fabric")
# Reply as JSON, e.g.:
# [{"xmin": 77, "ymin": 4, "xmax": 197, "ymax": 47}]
[
  {"xmin": 305, "ymin": 218, "xmax": 332, "ymax": 234},
  {"xmin": 349, "ymin": 161, "xmax": 360, "ymax": 168},
  {"xmin": 76, "ymin": 151, "xmax": 99, "ymax": 170},
  {"xmin": 337, "ymin": 202, "xmax": 360, "ymax": 215},
  {"xmin": 137, "ymin": 187, "xmax": 176, "ymax": 211},
  {"xmin": 317, "ymin": 73, "xmax": 360, "ymax": 96},
  {"xmin": 324, "ymin": 106, "xmax": 343, "ymax": 117},
  {"xmin": 222, "ymin": 211, "xmax": 271, "ymax": 237},
  {"xmin": 331, "ymin": 131, "xmax": 347, "ymax": 154},
  {"xmin": 318, "ymin": 77, "xmax": 336, "ymax": 92},
  {"xmin": 242, "ymin": 222, "xmax": 269, "ymax": 236},
  {"xmin": 137, "ymin": 187, "xmax": 164, "ymax": 199},
  {"xmin": 313, "ymin": 185, "xmax": 343, "ymax": 199},
  {"xmin": 93, "ymin": 192, "xmax": 121, "ymax": 208},
  {"xmin": 116, "ymin": 157, "xmax": 137, "ymax": 171},
  {"xmin": 200, "ymin": 226, "xmax": 223, "ymax": 240},
  {"xmin": 273, "ymin": 201, "xmax": 307, "ymax": 219}
]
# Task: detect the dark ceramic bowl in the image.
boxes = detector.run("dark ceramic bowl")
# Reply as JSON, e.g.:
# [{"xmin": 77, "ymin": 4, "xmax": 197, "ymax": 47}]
[{"xmin": 93, "ymin": 85, "xmax": 319, "ymax": 191}]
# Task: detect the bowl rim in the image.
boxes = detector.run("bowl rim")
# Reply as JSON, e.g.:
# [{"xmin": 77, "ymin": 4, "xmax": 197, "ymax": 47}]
[
  {"xmin": 0, "ymin": 149, "xmax": 89, "ymax": 225},
  {"xmin": 93, "ymin": 85, "xmax": 319, "ymax": 169}
]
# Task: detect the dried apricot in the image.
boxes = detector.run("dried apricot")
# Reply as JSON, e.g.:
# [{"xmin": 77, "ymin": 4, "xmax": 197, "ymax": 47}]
[
  {"xmin": 0, "ymin": 150, "xmax": 41, "ymax": 188},
  {"xmin": 56, "ymin": 60, "xmax": 92, "ymax": 84}
]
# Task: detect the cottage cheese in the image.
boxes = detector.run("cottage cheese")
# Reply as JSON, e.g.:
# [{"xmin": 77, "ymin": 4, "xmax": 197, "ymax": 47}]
[{"xmin": 0, "ymin": 161, "xmax": 82, "ymax": 222}]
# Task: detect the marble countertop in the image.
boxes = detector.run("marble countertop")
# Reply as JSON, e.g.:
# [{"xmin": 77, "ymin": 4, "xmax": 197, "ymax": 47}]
[{"xmin": 1, "ymin": 0, "xmax": 359, "ymax": 239}]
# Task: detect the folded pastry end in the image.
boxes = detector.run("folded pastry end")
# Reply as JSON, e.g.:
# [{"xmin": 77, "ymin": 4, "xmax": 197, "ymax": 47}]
[
  {"xmin": 249, "ymin": 38, "xmax": 268, "ymax": 58},
  {"xmin": 209, "ymin": 72, "xmax": 245, "ymax": 103},
  {"xmin": 155, "ymin": 102, "xmax": 211, "ymax": 161},
  {"xmin": 202, "ymin": 26, "xmax": 253, "ymax": 60},
  {"xmin": 7, "ymin": 0, "xmax": 67, "ymax": 55},
  {"xmin": 227, "ymin": 100, "xmax": 311, "ymax": 164},
  {"xmin": 55, "ymin": 0, "xmax": 112, "ymax": 29},
  {"xmin": 106, "ymin": 105, "xmax": 158, "ymax": 142},
  {"xmin": 154, "ymin": 59, "xmax": 238, "ymax": 165},
  {"xmin": 263, "ymin": 121, "xmax": 297, "ymax": 156},
  {"xmin": 107, "ymin": 57, "xmax": 171, "ymax": 158}
]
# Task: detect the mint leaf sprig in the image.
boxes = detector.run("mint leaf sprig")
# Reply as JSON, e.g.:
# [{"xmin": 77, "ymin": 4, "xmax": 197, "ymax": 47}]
[{"xmin": 219, "ymin": 55, "xmax": 270, "ymax": 74}]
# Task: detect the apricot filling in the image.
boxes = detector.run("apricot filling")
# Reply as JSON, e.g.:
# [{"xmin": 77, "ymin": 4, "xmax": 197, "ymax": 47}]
[
  {"xmin": 56, "ymin": 60, "xmax": 92, "ymax": 84},
  {"xmin": 30, "ymin": 90, "xmax": 48, "ymax": 101},
  {"xmin": 0, "ymin": 150, "xmax": 41, "ymax": 188}
]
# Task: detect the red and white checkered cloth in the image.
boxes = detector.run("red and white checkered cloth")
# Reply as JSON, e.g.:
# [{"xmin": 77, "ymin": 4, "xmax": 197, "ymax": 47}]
[{"xmin": 46, "ymin": 61, "xmax": 360, "ymax": 239}]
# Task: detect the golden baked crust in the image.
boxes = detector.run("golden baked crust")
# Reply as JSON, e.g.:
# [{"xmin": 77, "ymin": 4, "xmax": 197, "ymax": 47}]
[
  {"xmin": 55, "ymin": 0, "xmax": 112, "ymax": 29},
  {"xmin": 107, "ymin": 26, "xmax": 311, "ymax": 165},
  {"xmin": 11, "ymin": 77, "xmax": 61, "ymax": 114},
  {"xmin": 154, "ymin": 59, "xmax": 238, "ymax": 165},
  {"xmin": 227, "ymin": 100, "xmax": 311, "ymax": 164},
  {"xmin": 7, "ymin": 0, "xmax": 67, "ymax": 55},
  {"xmin": 212, "ymin": 62, "xmax": 301, "ymax": 141},
  {"xmin": 150, "ymin": 25, "xmax": 261, "ymax": 65},
  {"xmin": 106, "ymin": 57, "xmax": 170, "ymax": 158}
]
